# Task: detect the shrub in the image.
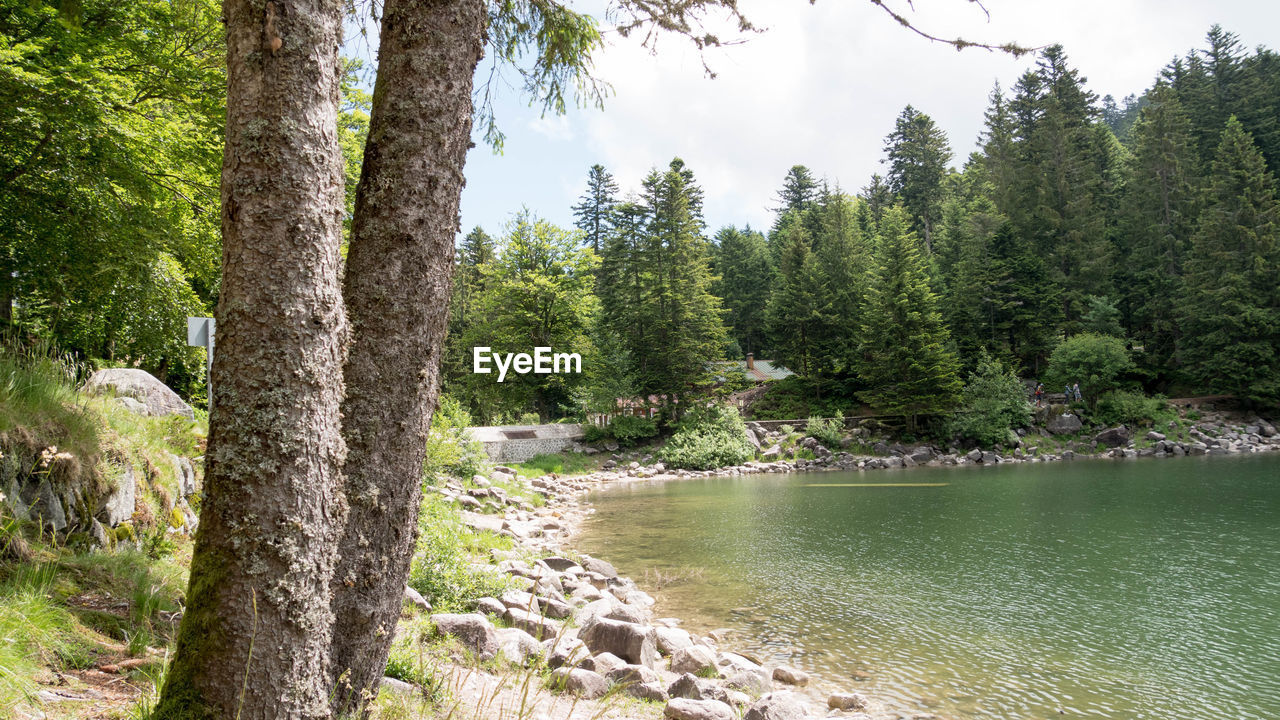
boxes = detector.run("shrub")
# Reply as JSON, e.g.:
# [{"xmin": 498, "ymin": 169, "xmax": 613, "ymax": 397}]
[
  {"xmin": 805, "ymin": 415, "xmax": 844, "ymax": 449},
  {"xmin": 407, "ymin": 494, "xmax": 513, "ymax": 613},
  {"xmin": 659, "ymin": 404, "xmax": 754, "ymax": 470},
  {"xmin": 1043, "ymin": 333, "xmax": 1134, "ymax": 403},
  {"xmin": 422, "ymin": 395, "xmax": 486, "ymax": 485},
  {"xmin": 581, "ymin": 423, "xmax": 608, "ymax": 444},
  {"xmin": 950, "ymin": 353, "xmax": 1032, "ymax": 447},
  {"xmin": 607, "ymin": 415, "xmax": 657, "ymax": 447},
  {"xmin": 1093, "ymin": 390, "xmax": 1172, "ymax": 428}
]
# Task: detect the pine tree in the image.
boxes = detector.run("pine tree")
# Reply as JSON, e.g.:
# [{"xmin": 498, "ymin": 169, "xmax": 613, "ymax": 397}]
[
  {"xmin": 600, "ymin": 160, "xmax": 726, "ymax": 416},
  {"xmin": 765, "ymin": 222, "xmax": 831, "ymax": 382},
  {"xmin": 884, "ymin": 104, "xmax": 953, "ymax": 250},
  {"xmin": 814, "ymin": 191, "xmax": 870, "ymax": 373},
  {"xmin": 714, "ymin": 226, "xmax": 773, "ymax": 355},
  {"xmin": 1179, "ymin": 117, "xmax": 1280, "ymax": 405},
  {"xmin": 1005, "ymin": 45, "xmax": 1115, "ymax": 331},
  {"xmin": 1117, "ymin": 83, "xmax": 1199, "ymax": 383},
  {"xmin": 572, "ymin": 164, "xmax": 619, "ymax": 253},
  {"xmin": 859, "ymin": 173, "xmax": 893, "ymax": 228},
  {"xmin": 856, "ymin": 206, "xmax": 962, "ymax": 429},
  {"xmin": 774, "ymin": 165, "xmax": 820, "ymax": 215}
]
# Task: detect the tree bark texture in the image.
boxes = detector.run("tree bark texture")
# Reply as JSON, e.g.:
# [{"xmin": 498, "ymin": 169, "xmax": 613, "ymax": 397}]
[
  {"xmin": 155, "ymin": 1, "xmax": 348, "ymax": 718},
  {"xmin": 329, "ymin": 0, "xmax": 485, "ymax": 712}
]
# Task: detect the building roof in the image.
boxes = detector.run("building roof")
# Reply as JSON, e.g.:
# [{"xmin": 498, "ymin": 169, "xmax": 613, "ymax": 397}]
[{"xmin": 708, "ymin": 359, "xmax": 794, "ymax": 383}]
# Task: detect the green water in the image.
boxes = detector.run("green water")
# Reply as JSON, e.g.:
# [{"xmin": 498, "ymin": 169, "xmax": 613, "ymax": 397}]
[{"xmin": 575, "ymin": 455, "xmax": 1280, "ymax": 719}]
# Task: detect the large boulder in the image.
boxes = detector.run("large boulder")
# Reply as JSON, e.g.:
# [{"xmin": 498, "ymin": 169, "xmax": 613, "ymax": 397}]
[
  {"xmin": 670, "ymin": 644, "xmax": 718, "ymax": 676},
  {"xmin": 665, "ymin": 698, "xmax": 737, "ymax": 720},
  {"xmin": 1040, "ymin": 404, "xmax": 1082, "ymax": 435},
  {"xmin": 1093, "ymin": 426, "xmax": 1131, "ymax": 448},
  {"xmin": 579, "ymin": 618, "xmax": 657, "ymax": 668},
  {"xmin": 656, "ymin": 626, "xmax": 694, "ymax": 655},
  {"xmin": 552, "ymin": 668, "xmax": 609, "ymax": 699},
  {"xmin": 84, "ymin": 369, "xmax": 194, "ymax": 419},
  {"xmin": 744, "ymin": 691, "xmax": 809, "ymax": 720},
  {"xmin": 430, "ymin": 613, "xmax": 498, "ymax": 661}
]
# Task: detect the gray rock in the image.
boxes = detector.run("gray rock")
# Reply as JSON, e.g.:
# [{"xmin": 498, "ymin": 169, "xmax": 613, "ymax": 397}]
[
  {"xmin": 670, "ymin": 644, "xmax": 718, "ymax": 676},
  {"xmin": 503, "ymin": 606, "xmax": 561, "ymax": 640},
  {"xmin": 965, "ymin": 448, "xmax": 982, "ymax": 462},
  {"xmin": 627, "ymin": 681, "xmax": 670, "ymax": 702},
  {"xmin": 31, "ymin": 479, "xmax": 66, "ymax": 533},
  {"xmin": 544, "ymin": 636, "xmax": 588, "ymax": 669},
  {"xmin": 656, "ymin": 626, "xmax": 694, "ymax": 655},
  {"xmin": 1046, "ymin": 412, "xmax": 1083, "ymax": 435},
  {"xmin": 665, "ymin": 698, "xmax": 737, "ymax": 720},
  {"xmin": 979, "ymin": 451, "xmax": 1000, "ymax": 464},
  {"xmin": 586, "ymin": 651, "xmax": 626, "ymax": 675},
  {"xmin": 552, "ymin": 668, "xmax": 609, "ymax": 699},
  {"xmin": 403, "ymin": 585, "xmax": 432, "ymax": 612},
  {"xmin": 580, "ymin": 555, "xmax": 618, "ymax": 578},
  {"xmin": 581, "ymin": 618, "xmax": 657, "ymax": 668},
  {"xmin": 725, "ymin": 670, "xmax": 771, "ymax": 695},
  {"xmin": 495, "ymin": 627, "xmax": 543, "ymax": 665},
  {"xmin": 1146, "ymin": 431, "xmax": 1166, "ymax": 442},
  {"xmin": 1093, "ymin": 426, "xmax": 1131, "ymax": 448},
  {"xmin": 607, "ymin": 663, "xmax": 660, "ymax": 687},
  {"xmin": 542, "ymin": 556, "xmax": 581, "ymax": 572},
  {"xmin": 84, "ymin": 368, "xmax": 194, "ymax": 419},
  {"xmin": 101, "ymin": 465, "xmax": 137, "ymax": 526},
  {"xmin": 827, "ymin": 692, "xmax": 869, "ymax": 711},
  {"xmin": 744, "ymin": 691, "xmax": 809, "ymax": 720},
  {"xmin": 771, "ymin": 666, "xmax": 809, "ymax": 686},
  {"xmin": 380, "ymin": 677, "xmax": 418, "ymax": 697},
  {"xmin": 430, "ymin": 613, "xmax": 498, "ymax": 661},
  {"xmin": 476, "ymin": 597, "xmax": 506, "ymax": 617}
]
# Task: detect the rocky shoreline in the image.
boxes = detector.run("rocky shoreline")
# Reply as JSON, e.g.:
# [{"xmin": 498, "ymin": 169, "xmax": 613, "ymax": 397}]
[
  {"xmin": 418, "ymin": 411, "xmax": 1279, "ymax": 720},
  {"xmin": 427, "ymin": 467, "xmax": 881, "ymax": 720}
]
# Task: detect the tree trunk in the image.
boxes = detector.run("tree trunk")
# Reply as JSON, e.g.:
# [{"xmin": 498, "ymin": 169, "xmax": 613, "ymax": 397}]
[
  {"xmin": 154, "ymin": 1, "xmax": 349, "ymax": 718},
  {"xmin": 329, "ymin": 0, "xmax": 484, "ymax": 712}
]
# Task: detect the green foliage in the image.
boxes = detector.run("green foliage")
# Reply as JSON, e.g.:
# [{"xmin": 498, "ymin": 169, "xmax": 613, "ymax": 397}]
[
  {"xmin": 456, "ymin": 213, "xmax": 599, "ymax": 423},
  {"xmin": 422, "ymin": 396, "xmax": 486, "ymax": 486},
  {"xmin": 1081, "ymin": 295, "xmax": 1124, "ymax": 337},
  {"xmin": 950, "ymin": 353, "xmax": 1032, "ymax": 446},
  {"xmin": 1177, "ymin": 117, "xmax": 1280, "ymax": 406},
  {"xmin": 1093, "ymin": 390, "xmax": 1173, "ymax": 427},
  {"xmin": 856, "ymin": 207, "xmax": 962, "ymax": 427},
  {"xmin": 885, "ymin": 105, "xmax": 953, "ymax": 247},
  {"xmin": 408, "ymin": 494, "xmax": 514, "ymax": 614},
  {"xmin": 607, "ymin": 415, "xmax": 658, "ymax": 447},
  {"xmin": 1043, "ymin": 333, "xmax": 1135, "ymax": 402},
  {"xmin": 597, "ymin": 159, "xmax": 727, "ymax": 416},
  {"xmin": 659, "ymin": 404, "xmax": 753, "ymax": 470},
  {"xmin": 715, "ymin": 226, "xmax": 774, "ymax": 356},
  {"xmin": 0, "ymin": 0, "xmax": 225, "ymax": 398},
  {"xmin": 804, "ymin": 415, "xmax": 844, "ymax": 449}
]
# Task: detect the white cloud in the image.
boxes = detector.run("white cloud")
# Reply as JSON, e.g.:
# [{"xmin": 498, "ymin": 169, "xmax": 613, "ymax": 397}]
[{"xmin": 460, "ymin": 0, "xmax": 1280, "ymax": 237}]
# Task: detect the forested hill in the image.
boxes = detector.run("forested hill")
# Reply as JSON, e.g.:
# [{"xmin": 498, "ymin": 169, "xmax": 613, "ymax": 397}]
[{"xmin": 443, "ymin": 27, "xmax": 1280, "ymax": 423}]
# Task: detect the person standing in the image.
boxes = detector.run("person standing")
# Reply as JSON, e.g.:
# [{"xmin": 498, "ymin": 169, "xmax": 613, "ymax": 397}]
[
  {"xmin": 1073, "ymin": 382, "xmax": 1082, "ymax": 402},
  {"xmin": 1034, "ymin": 382, "xmax": 1044, "ymax": 407}
]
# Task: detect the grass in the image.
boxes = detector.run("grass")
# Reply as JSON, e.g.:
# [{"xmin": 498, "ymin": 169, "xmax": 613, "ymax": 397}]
[
  {"xmin": 510, "ymin": 452, "xmax": 600, "ymax": 478},
  {"xmin": 408, "ymin": 493, "xmax": 516, "ymax": 614}
]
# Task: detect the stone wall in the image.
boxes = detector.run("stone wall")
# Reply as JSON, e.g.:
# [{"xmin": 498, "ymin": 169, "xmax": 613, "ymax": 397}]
[{"xmin": 469, "ymin": 424, "xmax": 585, "ymax": 463}]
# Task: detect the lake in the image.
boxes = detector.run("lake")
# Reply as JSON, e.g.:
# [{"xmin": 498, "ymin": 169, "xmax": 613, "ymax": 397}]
[{"xmin": 574, "ymin": 454, "xmax": 1280, "ymax": 719}]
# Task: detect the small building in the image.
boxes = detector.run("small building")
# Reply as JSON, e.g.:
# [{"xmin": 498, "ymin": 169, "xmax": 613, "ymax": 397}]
[{"xmin": 708, "ymin": 353, "xmax": 794, "ymax": 383}]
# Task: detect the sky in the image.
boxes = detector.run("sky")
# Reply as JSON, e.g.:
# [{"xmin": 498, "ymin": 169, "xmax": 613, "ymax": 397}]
[{"xmin": 349, "ymin": 0, "xmax": 1280, "ymax": 241}]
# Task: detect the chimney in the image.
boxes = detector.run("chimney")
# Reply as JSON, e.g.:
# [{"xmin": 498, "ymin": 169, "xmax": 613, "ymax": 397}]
[{"xmin": 746, "ymin": 353, "xmax": 755, "ymax": 370}]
